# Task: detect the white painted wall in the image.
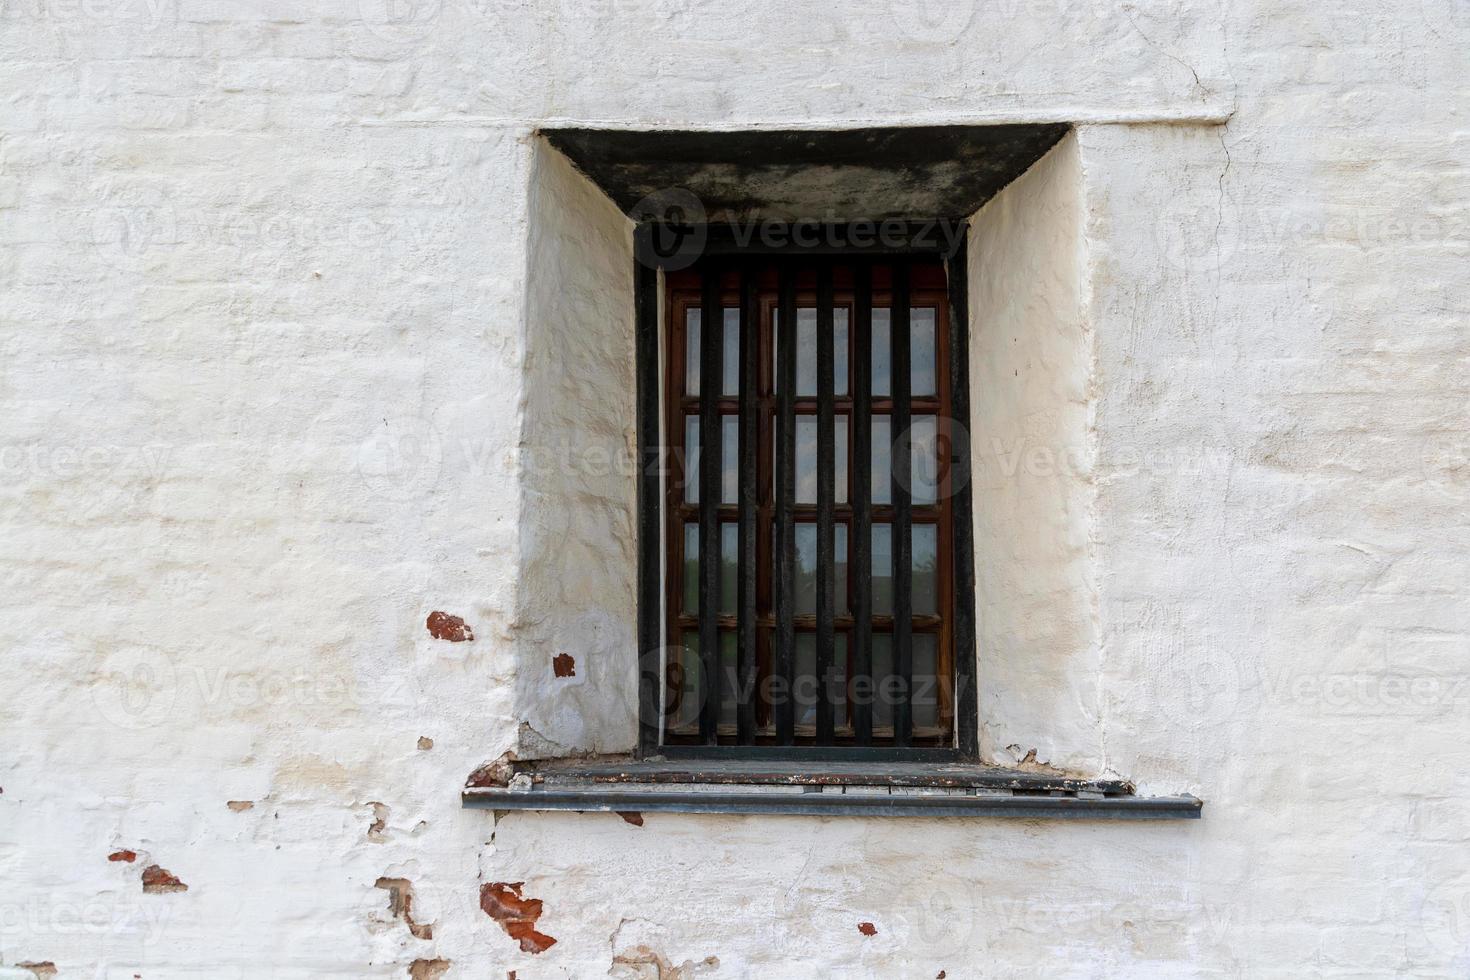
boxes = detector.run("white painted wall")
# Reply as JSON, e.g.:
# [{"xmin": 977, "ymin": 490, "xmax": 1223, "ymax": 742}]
[
  {"xmin": 969, "ymin": 131, "xmax": 1102, "ymax": 774},
  {"xmin": 1, "ymin": 0, "xmax": 1467, "ymax": 976}
]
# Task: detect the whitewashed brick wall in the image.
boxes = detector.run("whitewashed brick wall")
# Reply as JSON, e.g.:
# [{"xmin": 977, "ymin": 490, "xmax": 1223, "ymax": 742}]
[{"xmin": 1, "ymin": 0, "xmax": 1467, "ymax": 976}]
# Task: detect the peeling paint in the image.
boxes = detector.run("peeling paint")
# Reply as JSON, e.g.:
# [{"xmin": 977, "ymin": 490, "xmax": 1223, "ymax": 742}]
[
  {"xmin": 16, "ymin": 964, "xmax": 57, "ymax": 979},
  {"xmin": 417, "ymin": 736, "xmax": 434, "ymax": 750},
  {"xmin": 141, "ymin": 865, "xmax": 188, "ymax": 894},
  {"xmin": 375, "ymin": 877, "xmax": 434, "ymax": 940},
  {"xmin": 426, "ymin": 611, "xmax": 474, "ymax": 642},
  {"xmin": 611, "ymin": 945, "xmax": 720, "ymax": 978},
  {"xmin": 408, "ymin": 958, "xmax": 450, "ymax": 980},
  {"xmin": 479, "ymin": 882, "xmax": 556, "ymax": 954},
  {"xmin": 226, "ymin": 801, "xmax": 254, "ymax": 811},
  {"xmin": 367, "ymin": 802, "xmax": 389, "ymax": 842}
]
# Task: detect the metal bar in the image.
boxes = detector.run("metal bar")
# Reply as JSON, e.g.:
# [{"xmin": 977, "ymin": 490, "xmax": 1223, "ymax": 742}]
[
  {"xmin": 464, "ymin": 789, "xmax": 1205, "ymax": 821},
  {"xmin": 697, "ymin": 266, "xmax": 722, "ymax": 744},
  {"xmin": 815, "ymin": 263, "xmax": 836, "ymax": 744},
  {"xmin": 891, "ymin": 261, "xmax": 913, "ymax": 746},
  {"xmin": 774, "ymin": 266, "xmax": 798, "ymax": 744},
  {"xmin": 634, "ymin": 231, "xmax": 661, "ymax": 757},
  {"xmin": 945, "ymin": 236, "xmax": 980, "ymax": 759},
  {"xmin": 851, "ymin": 261, "xmax": 874, "ymax": 744},
  {"xmin": 737, "ymin": 263, "xmax": 759, "ymax": 744}
]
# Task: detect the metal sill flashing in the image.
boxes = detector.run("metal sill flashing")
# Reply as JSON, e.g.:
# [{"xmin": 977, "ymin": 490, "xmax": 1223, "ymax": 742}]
[{"xmin": 462, "ymin": 758, "xmax": 1202, "ymax": 820}]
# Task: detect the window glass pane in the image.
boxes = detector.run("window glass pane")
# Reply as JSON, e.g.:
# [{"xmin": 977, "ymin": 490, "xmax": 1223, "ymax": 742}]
[
  {"xmin": 684, "ymin": 415, "xmax": 699, "ymax": 504},
  {"xmin": 674, "ymin": 635, "xmax": 700, "ymax": 733},
  {"xmin": 911, "ymin": 308, "xmax": 937, "ymax": 396},
  {"xmin": 722, "ymin": 415, "xmax": 738, "ymax": 504},
  {"xmin": 683, "ymin": 523, "xmax": 698, "ymax": 613},
  {"xmin": 913, "ymin": 523, "xmax": 938, "ymax": 616},
  {"xmin": 873, "ymin": 307, "xmax": 890, "ymax": 397},
  {"xmin": 913, "ymin": 634, "xmax": 939, "ymax": 730},
  {"xmin": 795, "ymin": 523, "xmax": 816, "ymax": 615},
  {"xmin": 871, "ymin": 307, "xmax": 937, "ymax": 396},
  {"xmin": 795, "ymin": 416, "xmax": 848, "ymax": 506},
  {"xmin": 911, "ymin": 414, "xmax": 939, "ymax": 505},
  {"xmin": 720, "ymin": 522, "xmax": 737, "ymax": 614},
  {"xmin": 722, "ymin": 308, "xmax": 739, "ymax": 395},
  {"xmin": 779, "ymin": 308, "xmax": 847, "ymax": 396},
  {"xmin": 687, "ymin": 415, "xmax": 739, "ymax": 505},
  {"xmin": 685, "ymin": 309, "xmax": 700, "ymax": 396},
  {"xmin": 796, "ymin": 416, "xmax": 816, "ymax": 504},
  {"xmin": 872, "ymin": 524, "xmax": 934, "ymax": 615},
  {"xmin": 794, "ymin": 633, "xmax": 847, "ymax": 729},
  {"xmin": 872, "ymin": 634, "xmax": 894, "ymax": 729},
  {"xmin": 720, "ymin": 631, "xmax": 738, "ymax": 730},
  {"xmin": 835, "ymin": 523, "xmax": 848, "ymax": 616},
  {"xmin": 794, "ymin": 523, "xmax": 848, "ymax": 617},
  {"xmin": 834, "ymin": 308, "xmax": 849, "ymax": 396},
  {"xmin": 872, "ymin": 523, "xmax": 892, "ymax": 616},
  {"xmin": 871, "ymin": 415, "xmax": 891, "ymax": 505},
  {"xmin": 796, "ymin": 308, "xmax": 817, "ymax": 396}
]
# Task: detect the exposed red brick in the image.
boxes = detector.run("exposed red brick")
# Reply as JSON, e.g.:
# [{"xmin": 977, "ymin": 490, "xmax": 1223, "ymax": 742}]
[
  {"xmin": 16, "ymin": 963, "xmax": 57, "ymax": 978},
  {"xmin": 617, "ymin": 811, "xmax": 644, "ymax": 827},
  {"xmin": 375, "ymin": 877, "xmax": 433, "ymax": 940},
  {"xmin": 466, "ymin": 753, "xmax": 516, "ymax": 788},
  {"xmin": 480, "ymin": 882, "xmax": 557, "ymax": 954},
  {"xmin": 108, "ymin": 849, "xmax": 138, "ymax": 863},
  {"xmin": 141, "ymin": 865, "xmax": 188, "ymax": 894},
  {"xmin": 937, "ymin": 972, "xmax": 947, "ymax": 979},
  {"xmin": 426, "ymin": 611, "xmax": 474, "ymax": 642},
  {"xmin": 552, "ymin": 653, "xmax": 576, "ymax": 677},
  {"xmin": 857, "ymin": 922, "xmax": 877, "ymax": 936},
  {"xmin": 408, "ymin": 958, "xmax": 450, "ymax": 980}
]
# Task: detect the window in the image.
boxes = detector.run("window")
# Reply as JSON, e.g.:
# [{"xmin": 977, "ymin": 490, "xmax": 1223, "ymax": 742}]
[{"xmin": 636, "ymin": 229, "xmax": 979, "ymax": 760}]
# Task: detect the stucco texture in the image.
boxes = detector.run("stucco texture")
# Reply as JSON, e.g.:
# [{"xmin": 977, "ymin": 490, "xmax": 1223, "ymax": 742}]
[{"xmin": 1, "ymin": 0, "xmax": 1467, "ymax": 976}]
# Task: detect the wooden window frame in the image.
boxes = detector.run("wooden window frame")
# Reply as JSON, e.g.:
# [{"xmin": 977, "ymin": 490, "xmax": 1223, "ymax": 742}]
[{"xmin": 636, "ymin": 223, "xmax": 979, "ymax": 763}]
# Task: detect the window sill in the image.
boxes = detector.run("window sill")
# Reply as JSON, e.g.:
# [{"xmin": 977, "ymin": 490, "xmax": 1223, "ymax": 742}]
[{"xmin": 462, "ymin": 758, "xmax": 1202, "ymax": 820}]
